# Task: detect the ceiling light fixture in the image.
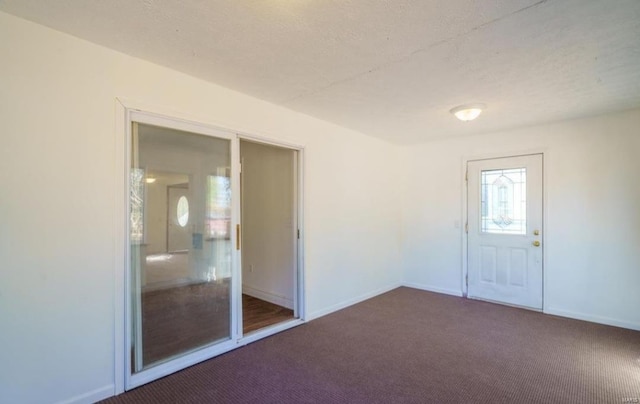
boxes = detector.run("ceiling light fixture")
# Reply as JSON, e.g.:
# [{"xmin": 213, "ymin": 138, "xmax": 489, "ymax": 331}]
[
  {"xmin": 450, "ymin": 104, "xmax": 485, "ymax": 122},
  {"xmin": 145, "ymin": 177, "xmax": 156, "ymax": 184}
]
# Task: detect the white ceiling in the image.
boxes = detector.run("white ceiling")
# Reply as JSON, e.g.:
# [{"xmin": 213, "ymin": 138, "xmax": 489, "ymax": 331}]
[{"xmin": 2, "ymin": 0, "xmax": 639, "ymax": 144}]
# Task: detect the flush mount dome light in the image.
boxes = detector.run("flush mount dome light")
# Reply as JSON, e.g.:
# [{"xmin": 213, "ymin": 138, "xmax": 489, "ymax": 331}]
[{"xmin": 450, "ymin": 104, "xmax": 486, "ymax": 121}]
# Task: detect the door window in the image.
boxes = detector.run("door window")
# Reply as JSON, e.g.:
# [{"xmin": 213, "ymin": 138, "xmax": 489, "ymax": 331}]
[{"xmin": 481, "ymin": 168, "xmax": 527, "ymax": 235}]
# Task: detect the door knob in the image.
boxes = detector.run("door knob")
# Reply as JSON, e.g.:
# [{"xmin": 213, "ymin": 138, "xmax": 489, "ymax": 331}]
[
  {"xmin": 533, "ymin": 229, "xmax": 540, "ymax": 236},
  {"xmin": 532, "ymin": 240, "xmax": 541, "ymax": 247}
]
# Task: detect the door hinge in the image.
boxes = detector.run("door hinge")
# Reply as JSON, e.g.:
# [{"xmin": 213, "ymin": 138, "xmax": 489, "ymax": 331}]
[
  {"xmin": 465, "ymin": 274, "xmax": 468, "ymax": 286},
  {"xmin": 297, "ymin": 229, "xmax": 300, "ymax": 239},
  {"xmin": 465, "ymin": 222, "xmax": 468, "ymax": 233},
  {"xmin": 465, "ymin": 170, "xmax": 468, "ymax": 182}
]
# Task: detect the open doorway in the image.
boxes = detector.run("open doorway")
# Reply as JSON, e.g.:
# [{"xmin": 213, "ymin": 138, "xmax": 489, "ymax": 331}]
[{"xmin": 240, "ymin": 139, "xmax": 299, "ymax": 334}]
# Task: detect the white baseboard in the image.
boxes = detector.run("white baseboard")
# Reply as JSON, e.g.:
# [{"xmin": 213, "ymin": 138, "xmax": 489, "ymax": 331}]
[
  {"xmin": 402, "ymin": 282, "xmax": 463, "ymax": 297},
  {"xmin": 402, "ymin": 284, "xmax": 639, "ymax": 331},
  {"xmin": 242, "ymin": 285, "xmax": 294, "ymax": 310},
  {"xmin": 307, "ymin": 282, "xmax": 402, "ymax": 321},
  {"xmin": 57, "ymin": 384, "xmax": 114, "ymax": 404},
  {"xmin": 544, "ymin": 307, "xmax": 640, "ymax": 331}
]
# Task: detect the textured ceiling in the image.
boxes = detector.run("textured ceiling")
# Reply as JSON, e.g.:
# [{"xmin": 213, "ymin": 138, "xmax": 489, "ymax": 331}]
[{"xmin": 2, "ymin": 0, "xmax": 639, "ymax": 144}]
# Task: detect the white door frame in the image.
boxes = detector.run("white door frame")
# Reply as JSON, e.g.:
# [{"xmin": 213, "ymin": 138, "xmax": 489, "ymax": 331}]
[
  {"xmin": 461, "ymin": 150, "xmax": 547, "ymax": 310},
  {"xmin": 114, "ymin": 99, "xmax": 306, "ymax": 394},
  {"xmin": 122, "ymin": 108, "xmax": 241, "ymax": 390},
  {"xmin": 235, "ymin": 134, "xmax": 306, "ymax": 346}
]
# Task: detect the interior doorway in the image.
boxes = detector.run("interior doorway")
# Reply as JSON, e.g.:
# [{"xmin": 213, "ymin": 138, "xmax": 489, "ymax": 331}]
[
  {"xmin": 466, "ymin": 154, "xmax": 544, "ymax": 310},
  {"xmin": 239, "ymin": 139, "xmax": 299, "ymax": 334}
]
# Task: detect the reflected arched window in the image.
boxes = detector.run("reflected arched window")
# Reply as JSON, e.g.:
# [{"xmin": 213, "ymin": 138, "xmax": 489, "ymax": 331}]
[{"xmin": 177, "ymin": 196, "xmax": 189, "ymax": 227}]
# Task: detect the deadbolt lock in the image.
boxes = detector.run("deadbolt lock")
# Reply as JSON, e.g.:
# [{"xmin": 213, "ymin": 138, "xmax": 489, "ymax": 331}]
[
  {"xmin": 532, "ymin": 240, "xmax": 541, "ymax": 247},
  {"xmin": 533, "ymin": 230, "xmax": 540, "ymax": 236}
]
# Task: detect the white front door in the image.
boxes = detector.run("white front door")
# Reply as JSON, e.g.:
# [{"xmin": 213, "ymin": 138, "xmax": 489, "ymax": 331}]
[{"xmin": 467, "ymin": 154, "xmax": 543, "ymax": 310}]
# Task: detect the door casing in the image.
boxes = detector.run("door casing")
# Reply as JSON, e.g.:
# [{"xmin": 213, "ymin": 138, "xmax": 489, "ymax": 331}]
[{"xmin": 236, "ymin": 135, "xmax": 305, "ymax": 340}]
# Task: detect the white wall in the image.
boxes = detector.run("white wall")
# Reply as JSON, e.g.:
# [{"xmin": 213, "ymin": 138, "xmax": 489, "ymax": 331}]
[
  {"xmin": 0, "ymin": 12, "xmax": 402, "ymax": 404},
  {"xmin": 241, "ymin": 141, "xmax": 295, "ymax": 309},
  {"xmin": 401, "ymin": 109, "xmax": 640, "ymax": 330}
]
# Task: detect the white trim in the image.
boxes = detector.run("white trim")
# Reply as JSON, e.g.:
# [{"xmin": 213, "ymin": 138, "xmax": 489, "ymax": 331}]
[
  {"xmin": 540, "ymin": 152, "xmax": 549, "ymax": 313},
  {"xmin": 296, "ymin": 148, "xmax": 306, "ymax": 321},
  {"xmin": 468, "ymin": 296, "xmax": 542, "ymax": 312},
  {"xmin": 242, "ymin": 285, "xmax": 294, "ymax": 310},
  {"xmin": 115, "ymin": 97, "xmax": 304, "ymax": 151},
  {"xmin": 402, "ymin": 284, "xmax": 640, "ymax": 332},
  {"xmin": 544, "ymin": 307, "xmax": 640, "ymax": 331},
  {"xmin": 129, "ymin": 110, "xmax": 236, "ymax": 140},
  {"xmin": 402, "ymin": 282, "xmax": 464, "ymax": 297},
  {"xmin": 461, "ymin": 148, "xmax": 548, "ymax": 164},
  {"xmin": 231, "ymin": 131, "xmax": 242, "ymax": 342},
  {"xmin": 292, "ymin": 150, "xmax": 299, "ymax": 318},
  {"xmin": 306, "ymin": 283, "xmax": 401, "ymax": 321},
  {"xmin": 114, "ymin": 100, "xmax": 127, "ymax": 395},
  {"xmin": 239, "ymin": 318, "xmax": 305, "ymax": 345},
  {"xmin": 238, "ymin": 133, "xmax": 304, "ymax": 151},
  {"xmin": 461, "ymin": 157, "xmax": 468, "ymax": 297},
  {"xmin": 57, "ymin": 385, "xmax": 114, "ymax": 404},
  {"xmin": 128, "ymin": 339, "xmax": 238, "ymax": 389}
]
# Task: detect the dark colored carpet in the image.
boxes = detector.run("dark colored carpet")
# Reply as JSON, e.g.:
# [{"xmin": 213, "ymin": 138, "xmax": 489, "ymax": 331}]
[{"xmin": 107, "ymin": 287, "xmax": 640, "ymax": 403}]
